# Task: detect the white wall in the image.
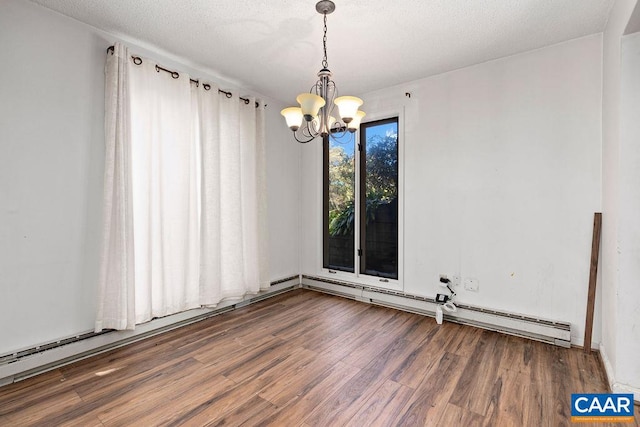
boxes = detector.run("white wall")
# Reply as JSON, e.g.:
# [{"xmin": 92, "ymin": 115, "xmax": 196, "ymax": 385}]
[
  {"xmin": 300, "ymin": 34, "xmax": 603, "ymax": 346},
  {"xmin": 0, "ymin": 0, "xmax": 299, "ymax": 355},
  {"xmin": 0, "ymin": 0, "xmax": 106, "ymax": 355},
  {"xmin": 265, "ymin": 100, "xmax": 301, "ymax": 281},
  {"xmin": 615, "ymin": 30, "xmax": 640, "ymax": 397},
  {"xmin": 600, "ymin": 0, "xmax": 639, "ymax": 400}
]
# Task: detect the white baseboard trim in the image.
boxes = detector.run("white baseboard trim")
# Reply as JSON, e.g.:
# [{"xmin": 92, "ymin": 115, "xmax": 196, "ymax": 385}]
[
  {"xmin": 599, "ymin": 343, "xmax": 640, "ymax": 402},
  {"xmin": 0, "ymin": 276, "xmax": 300, "ymax": 387},
  {"xmin": 301, "ymin": 275, "xmax": 571, "ymax": 348}
]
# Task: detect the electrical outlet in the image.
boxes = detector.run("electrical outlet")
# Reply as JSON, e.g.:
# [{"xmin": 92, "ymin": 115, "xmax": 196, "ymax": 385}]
[
  {"xmin": 464, "ymin": 278, "xmax": 479, "ymax": 292},
  {"xmin": 440, "ymin": 274, "xmax": 460, "ymax": 287}
]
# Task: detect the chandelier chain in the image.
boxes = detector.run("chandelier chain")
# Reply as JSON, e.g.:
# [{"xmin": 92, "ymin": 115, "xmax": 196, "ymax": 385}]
[{"xmin": 322, "ymin": 13, "xmax": 328, "ymax": 69}]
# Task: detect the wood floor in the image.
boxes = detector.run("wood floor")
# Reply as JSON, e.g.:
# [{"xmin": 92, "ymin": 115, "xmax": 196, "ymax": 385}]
[{"xmin": 0, "ymin": 289, "xmax": 637, "ymax": 427}]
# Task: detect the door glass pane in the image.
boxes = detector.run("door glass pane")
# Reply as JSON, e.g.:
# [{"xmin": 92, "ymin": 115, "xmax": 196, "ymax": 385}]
[
  {"xmin": 361, "ymin": 119, "xmax": 398, "ymax": 279},
  {"xmin": 325, "ymin": 134, "xmax": 355, "ymax": 271}
]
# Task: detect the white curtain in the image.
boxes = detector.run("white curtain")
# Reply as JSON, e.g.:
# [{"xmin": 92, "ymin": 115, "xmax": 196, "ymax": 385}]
[
  {"xmin": 96, "ymin": 43, "xmax": 135, "ymax": 331},
  {"xmin": 96, "ymin": 42, "xmax": 269, "ymax": 331}
]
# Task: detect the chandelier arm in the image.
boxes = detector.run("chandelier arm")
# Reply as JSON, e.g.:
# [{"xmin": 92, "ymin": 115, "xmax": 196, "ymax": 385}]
[
  {"xmin": 329, "ymin": 80, "xmax": 337, "ymax": 103},
  {"xmin": 329, "ymin": 127, "xmax": 350, "ymax": 141},
  {"xmin": 309, "ymin": 116, "xmax": 321, "ymax": 137},
  {"xmin": 302, "ymin": 121, "xmax": 320, "ymax": 139},
  {"xmin": 294, "ymin": 122, "xmax": 318, "ymax": 143},
  {"xmin": 293, "ymin": 131, "xmax": 316, "ymax": 144},
  {"xmin": 311, "ymin": 80, "xmax": 322, "ymax": 95}
]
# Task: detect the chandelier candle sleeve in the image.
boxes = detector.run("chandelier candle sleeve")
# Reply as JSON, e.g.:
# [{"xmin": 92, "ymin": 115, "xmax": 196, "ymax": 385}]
[
  {"xmin": 280, "ymin": 0, "xmax": 365, "ymax": 143},
  {"xmin": 334, "ymin": 96, "xmax": 363, "ymax": 123},
  {"xmin": 297, "ymin": 93, "xmax": 326, "ymax": 121},
  {"xmin": 348, "ymin": 110, "xmax": 366, "ymax": 132},
  {"xmin": 281, "ymin": 107, "xmax": 303, "ymax": 131}
]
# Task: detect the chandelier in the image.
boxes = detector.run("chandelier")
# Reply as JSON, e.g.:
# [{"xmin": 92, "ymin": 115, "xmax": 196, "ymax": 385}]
[{"xmin": 281, "ymin": 0, "xmax": 366, "ymax": 143}]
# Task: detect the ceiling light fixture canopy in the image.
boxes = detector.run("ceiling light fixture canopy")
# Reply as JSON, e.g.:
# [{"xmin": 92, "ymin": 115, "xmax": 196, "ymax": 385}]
[{"xmin": 281, "ymin": 0, "xmax": 365, "ymax": 143}]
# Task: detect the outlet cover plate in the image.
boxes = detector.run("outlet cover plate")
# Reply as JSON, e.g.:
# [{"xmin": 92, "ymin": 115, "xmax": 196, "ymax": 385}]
[{"xmin": 464, "ymin": 278, "xmax": 479, "ymax": 292}]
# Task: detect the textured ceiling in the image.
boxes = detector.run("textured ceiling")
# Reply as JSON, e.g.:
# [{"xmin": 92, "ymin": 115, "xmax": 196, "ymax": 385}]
[{"xmin": 30, "ymin": 0, "xmax": 614, "ymax": 103}]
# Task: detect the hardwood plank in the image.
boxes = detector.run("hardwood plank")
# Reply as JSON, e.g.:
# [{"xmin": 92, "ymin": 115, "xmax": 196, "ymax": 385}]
[
  {"xmin": 396, "ymin": 314, "xmax": 440, "ymax": 343},
  {"xmin": 0, "ymin": 368, "xmax": 64, "ymax": 396},
  {"xmin": 269, "ymin": 296, "xmax": 341, "ymax": 340},
  {"xmin": 448, "ymin": 329, "xmax": 507, "ymax": 416},
  {"xmin": 526, "ymin": 341, "xmax": 559, "ymax": 427},
  {"xmin": 443, "ymin": 322, "xmax": 483, "ymax": 358},
  {"xmin": 258, "ymin": 355, "xmax": 338, "ymax": 406},
  {"xmin": 566, "ymin": 347, "xmax": 610, "ymax": 390},
  {"xmin": 100, "ymin": 372, "xmax": 235, "ymax": 426},
  {"xmin": 0, "ymin": 390, "xmax": 83, "ymax": 426},
  {"xmin": 278, "ymin": 306, "xmax": 361, "ymax": 351},
  {"xmin": 203, "ymin": 395, "xmax": 278, "ymax": 427},
  {"xmin": 250, "ymin": 361, "xmax": 360, "ymax": 426},
  {"xmin": 340, "ymin": 330, "xmax": 406, "ymax": 369},
  {"xmin": 296, "ymin": 303, "xmax": 377, "ymax": 353},
  {"xmin": 218, "ymin": 337, "xmax": 294, "ymax": 384},
  {"xmin": 59, "ymin": 299, "xmax": 286, "ymax": 385},
  {"xmin": 345, "ymin": 379, "xmax": 414, "ymax": 427},
  {"xmin": 437, "ymin": 403, "xmax": 485, "ymax": 427},
  {"xmin": 68, "ymin": 350, "xmax": 196, "ymax": 400},
  {"xmin": 302, "ymin": 366, "xmax": 387, "ymax": 426},
  {"xmin": 389, "ymin": 323, "xmax": 479, "ymax": 390},
  {"xmin": 548, "ymin": 344, "xmax": 576, "ymax": 424},
  {"xmin": 75, "ymin": 356, "xmax": 204, "ymax": 403},
  {"xmin": 166, "ymin": 348, "xmax": 337, "ymax": 425},
  {"xmin": 499, "ymin": 334, "xmax": 534, "ymax": 375},
  {"xmin": 362, "ymin": 337, "xmax": 422, "ymax": 381},
  {"xmin": 252, "ymin": 295, "xmax": 337, "ymax": 336},
  {"xmin": 65, "ymin": 358, "xmax": 207, "ymax": 425},
  {"xmin": 59, "ymin": 413, "xmax": 106, "ymax": 427},
  {"xmin": 395, "ymin": 352, "xmax": 468, "ymax": 425},
  {"xmin": 157, "ymin": 371, "xmax": 273, "ymax": 426},
  {"xmin": 366, "ymin": 305, "xmax": 415, "ymax": 334},
  {"xmin": 483, "ymin": 368, "xmax": 528, "ymax": 427},
  {"xmin": 0, "ymin": 369, "xmax": 71, "ymax": 416},
  {"xmin": 389, "ymin": 337, "xmax": 441, "ymax": 389},
  {"xmin": 226, "ymin": 346, "xmax": 319, "ymax": 394},
  {"xmin": 191, "ymin": 332, "xmax": 277, "ymax": 366}
]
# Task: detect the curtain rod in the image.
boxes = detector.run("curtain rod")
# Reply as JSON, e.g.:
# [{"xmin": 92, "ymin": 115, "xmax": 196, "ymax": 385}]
[{"xmin": 107, "ymin": 46, "xmax": 266, "ymax": 108}]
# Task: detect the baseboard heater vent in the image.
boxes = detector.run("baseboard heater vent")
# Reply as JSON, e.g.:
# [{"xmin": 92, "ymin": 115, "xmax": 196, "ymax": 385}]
[
  {"xmin": 301, "ymin": 275, "xmax": 571, "ymax": 348},
  {"xmin": 0, "ymin": 276, "xmax": 301, "ymax": 386},
  {"xmin": 303, "ymin": 282, "xmax": 360, "ymax": 300}
]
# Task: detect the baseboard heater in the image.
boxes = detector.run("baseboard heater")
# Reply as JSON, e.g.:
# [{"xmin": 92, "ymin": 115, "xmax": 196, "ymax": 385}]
[
  {"xmin": 301, "ymin": 275, "xmax": 571, "ymax": 348},
  {"xmin": 0, "ymin": 275, "xmax": 301, "ymax": 386}
]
